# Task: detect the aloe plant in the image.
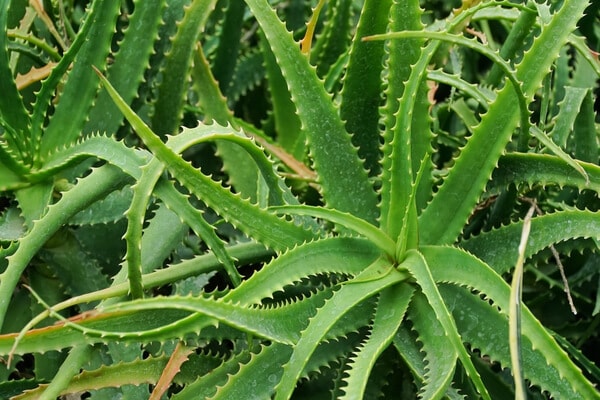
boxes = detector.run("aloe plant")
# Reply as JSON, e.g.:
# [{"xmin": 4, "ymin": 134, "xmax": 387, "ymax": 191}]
[{"xmin": 0, "ymin": 0, "xmax": 599, "ymax": 398}]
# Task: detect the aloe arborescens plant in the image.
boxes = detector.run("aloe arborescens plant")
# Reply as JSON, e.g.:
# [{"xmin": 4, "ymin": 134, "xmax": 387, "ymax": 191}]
[{"xmin": 0, "ymin": 0, "xmax": 599, "ymax": 398}]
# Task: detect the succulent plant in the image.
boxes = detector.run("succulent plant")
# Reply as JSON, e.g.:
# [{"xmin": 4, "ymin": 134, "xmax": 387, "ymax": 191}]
[{"xmin": 0, "ymin": 0, "xmax": 599, "ymax": 398}]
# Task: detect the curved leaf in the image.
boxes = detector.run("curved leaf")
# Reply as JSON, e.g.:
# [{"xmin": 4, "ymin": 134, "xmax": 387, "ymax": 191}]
[
  {"xmin": 403, "ymin": 249, "xmax": 490, "ymax": 399},
  {"xmin": 227, "ymin": 236, "xmax": 381, "ymax": 305},
  {"xmin": 273, "ymin": 258, "xmax": 409, "ymax": 400},
  {"xmin": 418, "ymin": 0, "xmax": 591, "ymax": 245},
  {"xmin": 340, "ymin": 285, "xmax": 414, "ymax": 399},
  {"xmin": 492, "ymin": 153, "xmax": 600, "ymax": 193},
  {"xmin": 96, "ymin": 71, "xmax": 316, "ymax": 251},
  {"xmin": 39, "ymin": 0, "xmax": 121, "ymax": 157},
  {"xmin": 243, "ymin": 0, "xmax": 379, "ymax": 224},
  {"xmin": 408, "ymin": 292, "xmax": 458, "ymax": 400},
  {"xmin": 460, "ymin": 209, "xmax": 600, "ymax": 275},
  {"xmin": 269, "ymin": 205, "xmax": 395, "ymax": 258},
  {"xmin": 421, "ymin": 245, "xmax": 600, "ymax": 399},
  {"xmin": 0, "ymin": 165, "xmax": 131, "ymax": 329}
]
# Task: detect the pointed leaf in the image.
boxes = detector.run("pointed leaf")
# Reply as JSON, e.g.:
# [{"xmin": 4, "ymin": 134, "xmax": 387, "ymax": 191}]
[
  {"xmin": 419, "ymin": 0, "xmax": 591, "ymax": 244},
  {"xmin": 0, "ymin": 0, "xmax": 30, "ymax": 152},
  {"xmin": 409, "ymin": 292, "xmax": 457, "ymax": 400},
  {"xmin": 460, "ymin": 208, "xmax": 600, "ymax": 275},
  {"xmin": 402, "ymin": 249, "xmax": 490, "ymax": 399},
  {"xmin": 95, "ymin": 71, "xmax": 316, "ymax": 251},
  {"xmin": 274, "ymin": 258, "xmax": 410, "ymax": 400},
  {"xmin": 421, "ymin": 245, "xmax": 600, "ymax": 399},
  {"xmin": 84, "ymin": 0, "xmax": 167, "ymax": 135},
  {"xmin": 244, "ymin": 0, "xmax": 379, "ymax": 223},
  {"xmin": 40, "ymin": 0, "xmax": 121, "ymax": 156},
  {"xmin": 340, "ymin": 285, "xmax": 414, "ymax": 399},
  {"xmin": 0, "ymin": 165, "xmax": 130, "ymax": 329},
  {"xmin": 151, "ymin": 0, "xmax": 218, "ymax": 135}
]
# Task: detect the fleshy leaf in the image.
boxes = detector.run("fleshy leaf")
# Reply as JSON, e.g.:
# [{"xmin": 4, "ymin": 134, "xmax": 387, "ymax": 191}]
[{"xmin": 243, "ymin": 0, "xmax": 379, "ymax": 224}]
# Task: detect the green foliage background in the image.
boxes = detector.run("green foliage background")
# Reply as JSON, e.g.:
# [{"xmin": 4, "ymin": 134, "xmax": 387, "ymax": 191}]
[{"xmin": 0, "ymin": 0, "xmax": 599, "ymax": 398}]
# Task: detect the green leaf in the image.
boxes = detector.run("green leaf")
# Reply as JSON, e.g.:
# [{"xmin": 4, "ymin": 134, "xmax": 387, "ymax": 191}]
[
  {"xmin": 95, "ymin": 293, "xmax": 326, "ymax": 345},
  {"xmin": 0, "ymin": 378, "xmax": 39, "ymax": 399},
  {"xmin": 0, "ymin": 141, "xmax": 29, "ymax": 189},
  {"xmin": 310, "ymin": 0, "xmax": 352, "ymax": 77},
  {"xmin": 550, "ymin": 86, "xmax": 589, "ymax": 148},
  {"xmin": 421, "ymin": 245, "xmax": 600, "ymax": 399},
  {"xmin": 0, "ymin": 165, "xmax": 131, "ymax": 329},
  {"xmin": 419, "ymin": 0, "xmax": 591, "ymax": 245},
  {"xmin": 460, "ymin": 209, "xmax": 600, "ymax": 275},
  {"xmin": 34, "ymin": 345, "xmax": 93, "ymax": 400},
  {"xmin": 491, "ymin": 153, "xmax": 600, "ymax": 194},
  {"xmin": 84, "ymin": 0, "xmax": 167, "ymax": 135},
  {"xmin": 378, "ymin": 0, "xmax": 430, "ymax": 239},
  {"xmin": 208, "ymin": 344, "xmax": 292, "ymax": 400},
  {"xmin": 274, "ymin": 258, "xmax": 410, "ymax": 400},
  {"xmin": 38, "ymin": 230, "xmax": 110, "ymax": 300},
  {"xmin": 486, "ymin": 5, "xmax": 537, "ymax": 86},
  {"xmin": 0, "ymin": 206, "xmax": 25, "ymax": 241},
  {"xmin": 441, "ymin": 284, "xmax": 595, "ymax": 400},
  {"xmin": 571, "ymin": 89, "xmax": 598, "ymax": 163},
  {"xmin": 151, "ymin": 0, "xmax": 218, "ymax": 135},
  {"xmin": 40, "ymin": 0, "xmax": 122, "ymax": 157},
  {"xmin": 260, "ymin": 33, "xmax": 304, "ymax": 159},
  {"xmin": 0, "ymin": 0, "xmax": 30, "ymax": 156},
  {"xmin": 269, "ymin": 205, "xmax": 395, "ymax": 258},
  {"xmin": 69, "ymin": 186, "xmax": 133, "ymax": 225},
  {"xmin": 408, "ymin": 292, "xmax": 457, "ymax": 400},
  {"xmin": 14, "ymin": 354, "xmax": 171, "ymax": 399},
  {"xmin": 211, "ymin": 0, "xmax": 245, "ymax": 94},
  {"xmin": 33, "ymin": 134, "xmax": 149, "ymax": 181},
  {"xmin": 1, "ymin": 308, "xmax": 194, "ymax": 356},
  {"xmin": 337, "ymin": 0, "xmax": 389, "ymax": 176},
  {"xmin": 95, "ymin": 71, "xmax": 316, "ymax": 251},
  {"xmin": 403, "ymin": 249, "xmax": 490, "ymax": 400},
  {"xmin": 227, "ymin": 237, "xmax": 381, "ymax": 305},
  {"xmin": 191, "ymin": 45, "xmax": 233, "ymax": 125},
  {"xmin": 244, "ymin": 0, "xmax": 379, "ymax": 224},
  {"xmin": 340, "ymin": 285, "xmax": 414, "ymax": 399},
  {"xmin": 530, "ymin": 125, "xmax": 589, "ymax": 184},
  {"xmin": 174, "ymin": 344, "xmax": 290, "ymax": 400}
]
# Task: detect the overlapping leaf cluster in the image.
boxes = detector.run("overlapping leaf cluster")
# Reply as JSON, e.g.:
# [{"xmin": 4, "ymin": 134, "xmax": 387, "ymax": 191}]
[{"xmin": 0, "ymin": 0, "xmax": 599, "ymax": 398}]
